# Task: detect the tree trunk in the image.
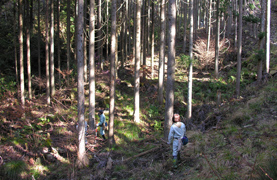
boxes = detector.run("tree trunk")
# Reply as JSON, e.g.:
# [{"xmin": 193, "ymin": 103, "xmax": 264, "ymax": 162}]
[
  {"xmin": 57, "ymin": 0, "xmax": 61, "ymax": 88},
  {"xmin": 183, "ymin": 0, "xmax": 188, "ymax": 53},
  {"xmin": 164, "ymin": 0, "xmax": 176, "ymax": 140},
  {"xmin": 84, "ymin": 0, "xmax": 87, "ymax": 83},
  {"xmin": 109, "ymin": 0, "xmax": 117, "ymax": 145},
  {"xmin": 187, "ymin": 0, "xmax": 194, "ymax": 121},
  {"xmin": 258, "ymin": 0, "xmax": 265, "ymax": 82},
  {"xmin": 67, "ymin": 0, "xmax": 70, "ymax": 86},
  {"xmin": 45, "ymin": 0, "xmax": 50, "ymax": 105},
  {"xmin": 26, "ymin": 0, "xmax": 32, "ymax": 99},
  {"xmin": 215, "ymin": 0, "xmax": 220, "ymax": 79},
  {"xmin": 265, "ymin": 0, "xmax": 271, "ymax": 73},
  {"xmin": 98, "ymin": 0, "xmax": 103, "ymax": 70},
  {"xmin": 19, "ymin": 0, "xmax": 25, "ymax": 105},
  {"xmin": 236, "ymin": 0, "xmax": 242, "ymax": 98},
  {"xmin": 134, "ymin": 0, "xmax": 141, "ymax": 123},
  {"xmin": 89, "ymin": 0, "xmax": 96, "ymax": 130},
  {"xmin": 158, "ymin": 0, "xmax": 166, "ymax": 105},
  {"xmin": 50, "ymin": 0, "xmax": 55, "ymax": 96},
  {"xmin": 151, "ymin": 0, "xmax": 154, "ymax": 79},
  {"xmin": 234, "ymin": 0, "xmax": 238, "ymax": 49},
  {"xmin": 14, "ymin": 3, "xmax": 18, "ymax": 89},
  {"xmin": 37, "ymin": 0, "xmax": 41, "ymax": 90},
  {"xmin": 76, "ymin": 0, "xmax": 89, "ymax": 168},
  {"xmin": 206, "ymin": 0, "xmax": 212, "ymax": 51}
]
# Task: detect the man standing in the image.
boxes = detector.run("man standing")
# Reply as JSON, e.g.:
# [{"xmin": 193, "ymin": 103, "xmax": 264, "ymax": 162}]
[{"xmin": 97, "ymin": 110, "xmax": 106, "ymax": 139}]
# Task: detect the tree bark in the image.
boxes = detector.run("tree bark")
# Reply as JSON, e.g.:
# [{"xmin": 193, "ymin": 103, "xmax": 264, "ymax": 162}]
[
  {"xmin": 265, "ymin": 0, "xmax": 271, "ymax": 73},
  {"xmin": 57, "ymin": 0, "xmax": 61, "ymax": 88},
  {"xmin": 183, "ymin": 0, "xmax": 188, "ymax": 53},
  {"xmin": 151, "ymin": 0, "xmax": 154, "ymax": 79},
  {"xmin": 76, "ymin": 0, "xmax": 89, "ymax": 168},
  {"xmin": 45, "ymin": 0, "xmax": 50, "ymax": 105},
  {"xmin": 236, "ymin": 0, "xmax": 242, "ymax": 98},
  {"xmin": 164, "ymin": 0, "xmax": 176, "ymax": 139},
  {"xmin": 206, "ymin": 0, "xmax": 212, "ymax": 51},
  {"xmin": 258, "ymin": 0, "xmax": 265, "ymax": 82},
  {"xmin": 134, "ymin": 0, "xmax": 141, "ymax": 123},
  {"xmin": 67, "ymin": 0, "xmax": 70, "ymax": 86},
  {"xmin": 158, "ymin": 0, "xmax": 166, "ymax": 105},
  {"xmin": 50, "ymin": 0, "xmax": 55, "ymax": 96},
  {"xmin": 19, "ymin": 0, "xmax": 25, "ymax": 105},
  {"xmin": 215, "ymin": 0, "xmax": 220, "ymax": 79},
  {"xmin": 187, "ymin": 0, "xmax": 194, "ymax": 121},
  {"xmin": 109, "ymin": 0, "xmax": 117, "ymax": 145},
  {"xmin": 89, "ymin": 0, "xmax": 96, "ymax": 129}
]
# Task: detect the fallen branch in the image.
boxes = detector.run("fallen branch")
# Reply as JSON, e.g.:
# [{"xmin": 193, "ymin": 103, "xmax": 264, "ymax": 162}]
[
  {"xmin": 123, "ymin": 146, "xmax": 160, "ymax": 162},
  {"xmin": 202, "ymin": 153, "xmax": 221, "ymax": 180}
]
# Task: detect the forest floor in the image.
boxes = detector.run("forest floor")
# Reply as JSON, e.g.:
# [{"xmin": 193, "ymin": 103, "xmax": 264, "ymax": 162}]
[{"xmin": 1, "ymin": 2, "xmax": 277, "ymax": 180}]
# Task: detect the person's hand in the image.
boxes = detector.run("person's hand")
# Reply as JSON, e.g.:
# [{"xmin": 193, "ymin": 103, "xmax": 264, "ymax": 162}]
[
  {"xmin": 167, "ymin": 141, "xmax": 171, "ymax": 145},
  {"xmin": 96, "ymin": 124, "xmax": 99, "ymax": 127}
]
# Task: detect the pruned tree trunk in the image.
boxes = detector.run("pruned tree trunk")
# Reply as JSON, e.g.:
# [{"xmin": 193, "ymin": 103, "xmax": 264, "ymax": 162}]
[
  {"xmin": 26, "ymin": 0, "xmax": 32, "ymax": 99},
  {"xmin": 109, "ymin": 0, "xmax": 117, "ymax": 145},
  {"xmin": 183, "ymin": 0, "xmax": 188, "ymax": 53},
  {"xmin": 258, "ymin": 0, "xmax": 265, "ymax": 82},
  {"xmin": 164, "ymin": 0, "xmax": 176, "ymax": 139},
  {"xmin": 50, "ymin": 0, "xmax": 55, "ymax": 96},
  {"xmin": 76, "ymin": 0, "xmax": 89, "ymax": 168},
  {"xmin": 206, "ymin": 0, "xmax": 212, "ymax": 51},
  {"xmin": 19, "ymin": 0, "xmax": 25, "ymax": 105},
  {"xmin": 89, "ymin": 0, "xmax": 96, "ymax": 129},
  {"xmin": 134, "ymin": 0, "xmax": 141, "ymax": 123},
  {"xmin": 158, "ymin": 0, "xmax": 166, "ymax": 105},
  {"xmin": 215, "ymin": 0, "xmax": 220, "ymax": 79},
  {"xmin": 67, "ymin": 0, "xmax": 70, "ymax": 86},
  {"xmin": 265, "ymin": 0, "xmax": 271, "ymax": 73},
  {"xmin": 57, "ymin": 0, "xmax": 61, "ymax": 88},
  {"xmin": 236, "ymin": 0, "xmax": 242, "ymax": 98},
  {"xmin": 187, "ymin": 0, "xmax": 194, "ymax": 121},
  {"xmin": 45, "ymin": 0, "xmax": 50, "ymax": 105}
]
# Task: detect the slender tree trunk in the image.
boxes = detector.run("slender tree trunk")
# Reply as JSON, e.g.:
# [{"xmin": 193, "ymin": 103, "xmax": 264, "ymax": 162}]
[
  {"xmin": 265, "ymin": 0, "xmax": 271, "ymax": 73},
  {"xmin": 143, "ymin": 0, "xmax": 147, "ymax": 81},
  {"xmin": 98, "ymin": 0, "xmax": 103, "ymax": 70},
  {"xmin": 84, "ymin": 0, "xmax": 87, "ymax": 83},
  {"xmin": 57, "ymin": 0, "xmax": 61, "ymax": 88},
  {"xmin": 50, "ymin": 0, "xmax": 55, "ymax": 96},
  {"xmin": 215, "ymin": 0, "xmax": 220, "ymax": 78},
  {"xmin": 187, "ymin": 0, "xmax": 194, "ymax": 121},
  {"xmin": 26, "ymin": 0, "xmax": 32, "ymax": 99},
  {"xmin": 257, "ymin": 0, "xmax": 265, "ymax": 82},
  {"xmin": 106, "ymin": 0, "xmax": 109, "ymax": 62},
  {"xmin": 89, "ymin": 0, "xmax": 96, "ymax": 129},
  {"xmin": 183, "ymin": 0, "xmax": 188, "ymax": 53},
  {"xmin": 234, "ymin": 0, "xmax": 238, "ymax": 49},
  {"xmin": 38, "ymin": 0, "xmax": 41, "ymax": 90},
  {"xmin": 67, "ymin": 0, "xmax": 70, "ymax": 85},
  {"xmin": 164, "ymin": 0, "xmax": 176, "ymax": 139},
  {"xmin": 151, "ymin": 0, "xmax": 154, "ymax": 79},
  {"xmin": 76, "ymin": 0, "xmax": 89, "ymax": 168},
  {"xmin": 19, "ymin": 0, "xmax": 25, "ymax": 105},
  {"xmin": 134, "ymin": 0, "xmax": 141, "ymax": 123},
  {"xmin": 46, "ymin": 0, "xmax": 50, "ymax": 105},
  {"xmin": 206, "ymin": 0, "xmax": 212, "ymax": 51},
  {"xmin": 14, "ymin": 3, "xmax": 18, "ymax": 88},
  {"xmin": 236, "ymin": 0, "xmax": 242, "ymax": 98},
  {"xmin": 109, "ymin": 0, "xmax": 117, "ymax": 145},
  {"xmin": 158, "ymin": 0, "xmax": 165, "ymax": 104}
]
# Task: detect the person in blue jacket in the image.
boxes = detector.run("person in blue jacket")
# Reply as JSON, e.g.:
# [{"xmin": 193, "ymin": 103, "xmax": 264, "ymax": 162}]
[
  {"xmin": 96, "ymin": 110, "xmax": 106, "ymax": 139},
  {"xmin": 167, "ymin": 113, "xmax": 186, "ymax": 168}
]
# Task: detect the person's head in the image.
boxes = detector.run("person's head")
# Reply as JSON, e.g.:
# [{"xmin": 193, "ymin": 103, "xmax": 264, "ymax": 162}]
[
  {"xmin": 173, "ymin": 114, "xmax": 180, "ymax": 122},
  {"xmin": 98, "ymin": 110, "xmax": 103, "ymax": 117}
]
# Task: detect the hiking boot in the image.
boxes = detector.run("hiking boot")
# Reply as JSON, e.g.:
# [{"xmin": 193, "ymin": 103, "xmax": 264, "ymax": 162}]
[{"xmin": 173, "ymin": 156, "xmax": 178, "ymax": 168}]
